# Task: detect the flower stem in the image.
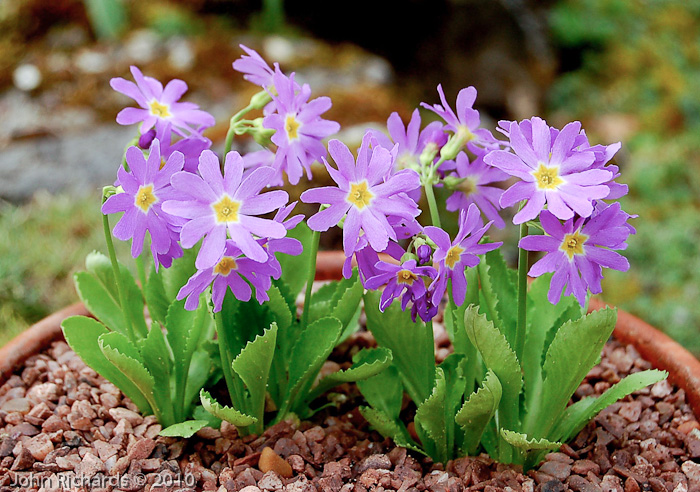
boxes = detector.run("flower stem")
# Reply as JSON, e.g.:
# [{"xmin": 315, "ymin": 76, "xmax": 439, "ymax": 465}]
[
  {"xmin": 135, "ymin": 253, "xmax": 147, "ymax": 292},
  {"xmin": 515, "ymin": 221, "xmax": 529, "ymax": 362},
  {"xmin": 101, "ymin": 198, "xmax": 137, "ymax": 342},
  {"xmin": 301, "ymin": 227, "xmax": 321, "ymax": 329},
  {"xmin": 424, "ymin": 182, "xmax": 442, "ymax": 229},
  {"xmin": 224, "ymin": 103, "xmax": 256, "ymax": 155}
]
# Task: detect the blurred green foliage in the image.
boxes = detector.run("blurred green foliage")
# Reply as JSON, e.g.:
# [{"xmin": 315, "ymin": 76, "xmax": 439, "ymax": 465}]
[
  {"xmin": 549, "ymin": 0, "xmax": 700, "ymax": 354},
  {"xmin": 0, "ymin": 193, "xmax": 130, "ymax": 347}
]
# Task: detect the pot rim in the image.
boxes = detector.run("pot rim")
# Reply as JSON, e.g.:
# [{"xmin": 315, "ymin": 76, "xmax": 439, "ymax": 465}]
[{"xmin": 1, "ymin": 251, "xmax": 698, "ymax": 419}]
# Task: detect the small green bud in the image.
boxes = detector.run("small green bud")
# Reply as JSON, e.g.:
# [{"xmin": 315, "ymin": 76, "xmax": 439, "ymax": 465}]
[
  {"xmin": 440, "ymin": 126, "xmax": 475, "ymax": 161},
  {"xmin": 400, "ymin": 252, "xmax": 418, "ymax": 263},
  {"xmin": 250, "ymin": 90, "xmax": 273, "ymax": 110},
  {"xmin": 442, "ymin": 175, "xmax": 467, "ymax": 190},
  {"xmin": 419, "ymin": 143, "xmax": 439, "ymax": 168}
]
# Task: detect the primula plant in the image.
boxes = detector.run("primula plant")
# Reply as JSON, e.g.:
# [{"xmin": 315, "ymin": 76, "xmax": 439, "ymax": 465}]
[{"xmin": 62, "ymin": 46, "xmax": 665, "ymax": 466}]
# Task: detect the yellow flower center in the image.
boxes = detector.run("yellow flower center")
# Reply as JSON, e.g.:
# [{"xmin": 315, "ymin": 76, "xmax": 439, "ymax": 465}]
[
  {"xmin": 445, "ymin": 245, "xmax": 465, "ymax": 269},
  {"xmin": 134, "ymin": 184, "xmax": 158, "ymax": 213},
  {"xmin": 560, "ymin": 231, "xmax": 588, "ymax": 260},
  {"xmin": 458, "ymin": 177, "xmax": 478, "ymax": 196},
  {"xmin": 533, "ymin": 163, "xmax": 564, "ymax": 190},
  {"xmin": 396, "ymin": 153, "xmax": 418, "ymax": 170},
  {"xmin": 456, "ymin": 125, "xmax": 475, "ymax": 144},
  {"xmin": 347, "ymin": 181, "xmax": 374, "ymax": 210},
  {"xmin": 214, "ymin": 257, "xmax": 237, "ymax": 276},
  {"xmin": 149, "ymin": 100, "xmax": 171, "ymax": 118},
  {"xmin": 285, "ymin": 115, "xmax": 300, "ymax": 140},
  {"xmin": 396, "ymin": 269, "xmax": 418, "ymax": 285},
  {"xmin": 212, "ymin": 195, "xmax": 241, "ymax": 223}
]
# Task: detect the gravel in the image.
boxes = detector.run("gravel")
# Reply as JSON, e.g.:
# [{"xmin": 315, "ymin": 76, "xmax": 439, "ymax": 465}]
[{"xmin": 0, "ymin": 338, "xmax": 698, "ymax": 492}]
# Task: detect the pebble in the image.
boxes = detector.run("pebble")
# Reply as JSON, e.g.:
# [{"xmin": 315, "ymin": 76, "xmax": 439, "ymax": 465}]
[
  {"xmin": 677, "ymin": 420, "xmax": 700, "ymax": 434},
  {"xmin": 650, "ymin": 380, "xmax": 673, "ymax": 398},
  {"xmin": 681, "ymin": 461, "xmax": 700, "ymax": 486},
  {"xmin": 127, "ymin": 438, "xmax": 155, "ymax": 460},
  {"xmin": 79, "ymin": 452, "xmax": 105, "ymax": 478},
  {"xmin": 356, "ymin": 454, "xmax": 392, "ymax": 473},
  {"xmin": 108, "ymin": 407, "xmax": 143, "ymax": 426},
  {"xmin": 1, "ymin": 397, "xmax": 30, "ymax": 414},
  {"xmin": 259, "ymin": 447, "xmax": 293, "ymax": 478},
  {"xmin": 258, "ymin": 471, "xmax": 284, "ymax": 491},
  {"xmin": 25, "ymin": 434, "xmax": 54, "ymax": 460}
]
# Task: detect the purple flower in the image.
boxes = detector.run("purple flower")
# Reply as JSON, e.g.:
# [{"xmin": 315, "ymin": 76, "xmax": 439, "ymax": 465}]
[
  {"xmin": 177, "ymin": 241, "xmax": 277, "ymax": 311},
  {"xmin": 102, "ymin": 140, "xmax": 184, "ymax": 269},
  {"xmin": 576, "ymin": 133, "xmax": 627, "ymax": 199},
  {"xmin": 425, "ymin": 204, "xmax": 502, "ymax": 306},
  {"xmin": 421, "ymin": 85, "xmax": 499, "ymax": 152},
  {"xmin": 263, "ymin": 67, "xmax": 340, "ymax": 185},
  {"xmin": 484, "ymin": 117, "xmax": 613, "ymax": 224},
  {"xmin": 411, "ymin": 293, "xmax": 439, "ymax": 323},
  {"xmin": 232, "ymin": 45, "xmax": 275, "ymax": 88},
  {"xmin": 144, "ymin": 123, "xmax": 212, "ymax": 174},
  {"xmin": 371, "ymin": 110, "xmax": 445, "ymax": 172},
  {"xmin": 162, "ymin": 150, "xmax": 289, "ymax": 269},
  {"xmin": 262, "ymin": 202, "xmax": 304, "ymax": 279},
  {"xmin": 111, "ymin": 66, "xmax": 215, "ymax": 137},
  {"xmin": 519, "ymin": 203, "xmax": 633, "ymax": 306},
  {"xmin": 446, "ymin": 150, "xmax": 508, "ymax": 229},
  {"xmin": 343, "ymin": 238, "xmax": 405, "ymax": 282},
  {"xmin": 300, "ymin": 135, "xmax": 421, "ymax": 258},
  {"xmin": 365, "ymin": 259, "xmax": 437, "ymax": 312}
]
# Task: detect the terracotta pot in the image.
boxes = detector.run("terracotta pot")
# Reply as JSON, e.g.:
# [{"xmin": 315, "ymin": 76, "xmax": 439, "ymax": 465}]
[{"xmin": 2, "ymin": 252, "xmax": 699, "ymax": 420}]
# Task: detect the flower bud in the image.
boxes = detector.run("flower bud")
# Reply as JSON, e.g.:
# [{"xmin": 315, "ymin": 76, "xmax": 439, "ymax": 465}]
[
  {"xmin": 250, "ymin": 90, "xmax": 273, "ymax": 110},
  {"xmin": 138, "ymin": 129, "xmax": 156, "ymax": 149},
  {"xmin": 416, "ymin": 244, "xmax": 432, "ymax": 265},
  {"xmin": 440, "ymin": 126, "xmax": 475, "ymax": 161}
]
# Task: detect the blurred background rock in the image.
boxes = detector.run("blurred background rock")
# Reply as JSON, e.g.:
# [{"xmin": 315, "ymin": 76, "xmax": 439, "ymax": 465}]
[{"xmin": 1, "ymin": 0, "xmax": 698, "ymax": 355}]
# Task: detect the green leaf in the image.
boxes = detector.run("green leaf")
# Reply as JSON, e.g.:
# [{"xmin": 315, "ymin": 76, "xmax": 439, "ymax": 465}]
[
  {"xmin": 456, "ymin": 370, "xmax": 502, "ymax": 455},
  {"xmin": 231, "ymin": 323, "xmax": 278, "ymax": 431},
  {"xmin": 161, "ymin": 248, "xmax": 197, "ymax": 303},
  {"xmin": 75, "ymin": 253, "xmax": 147, "ymax": 338},
  {"xmin": 159, "ymin": 420, "xmax": 209, "ymax": 438},
  {"xmin": 266, "ymin": 284, "xmax": 294, "ymax": 331},
  {"xmin": 284, "ymin": 317, "xmax": 343, "ymax": 417},
  {"xmin": 329, "ymin": 271, "xmax": 364, "ymax": 331},
  {"xmin": 139, "ymin": 325, "xmax": 174, "ymax": 425},
  {"xmin": 200, "ymin": 389, "xmax": 256, "ymax": 427},
  {"xmin": 359, "ymin": 406, "xmax": 423, "ymax": 454},
  {"xmin": 478, "ymin": 249, "xmax": 518, "ymax": 345},
  {"xmin": 529, "ymin": 308, "xmax": 617, "ymax": 439},
  {"xmin": 308, "ymin": 272, "xmax": 363, "ymax": 332},
  {"xmin": 166, "ymin": 300, "xmax": 210, "ymax": 378},
  {"xmin": 144, "ymin": 248, "xmax": 198, "ymax": 326},
  {"xmin": 61, "ymin": 316, "xmax": 152, "ymax": 413},
  {"xmin": 357, "ymin": 364, "xmax": 404, "ymax": 420},
  {"xmin": 523, "ymin": 275, "xmax": 581, "ymax": 418},
  {"xmin": 500, "ymin": 429, "xmax": 562, "ymax": 470},
  {"xmin": 553, "ymin": 369, "xmax": 667, "ymax": 442},
  {"xmin": 415, "ymin": 368, "xmax": 449, "ymax": 463},
  {"xmin": 464, "ymin": 305, "xmax": 522, "ymax": 430},
  {"xmin": 99, "ymin": 333, "xmax": 158, "ymax": 418},
  {"xmin": 364, "ymin": 290, "xmax": 435, "ymax": 405},
  {"xmin": 500, "ymin": 429, "xmax": 560, "ymax": 451},
  {"xmin": 307, "ymin": 347, "xmax": 393, "ymax": 403},
  {"xmin": 278, "ymin": 222, "xmax": 313, "ymax": 297}
]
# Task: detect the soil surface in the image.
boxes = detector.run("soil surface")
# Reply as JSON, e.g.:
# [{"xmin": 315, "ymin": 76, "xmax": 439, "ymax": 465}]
[{"xmin": 0, "ymin": 337, "xmax": 699, "ymax": 492}]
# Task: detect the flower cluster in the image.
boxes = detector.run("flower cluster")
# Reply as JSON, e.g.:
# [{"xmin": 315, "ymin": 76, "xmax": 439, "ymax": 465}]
[
  {"xmin": 78, "ymin": 45, "xmax": 654, "ymax": 465},
  {"xmin": 486, "ymin": 116, "xmax": 632, "ymax": 306},
  {"xmin": 105, "ymin": 45, "xmax": 635, "ymax": 317}
]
